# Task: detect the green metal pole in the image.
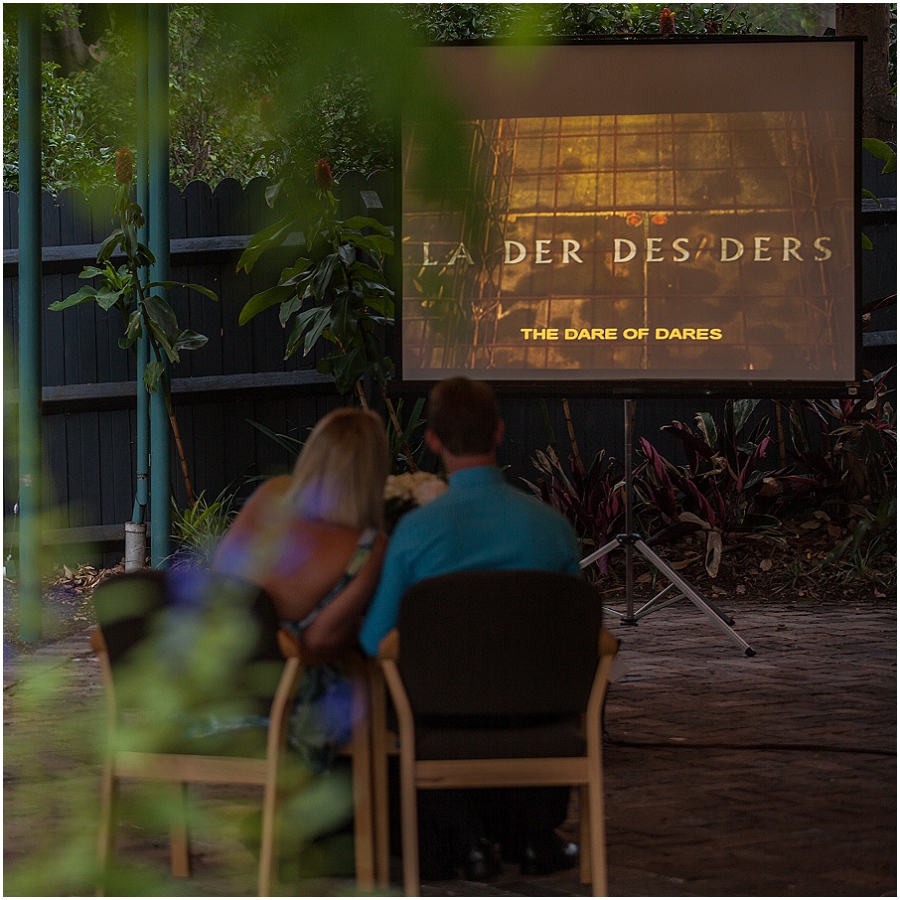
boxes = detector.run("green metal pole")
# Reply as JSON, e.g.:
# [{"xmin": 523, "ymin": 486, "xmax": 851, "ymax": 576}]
[
  {"xmin": 18, "ymin": 6, "xmax": 43, "ymax": 641},
  {"xmin": 133, "ymin": 3, "xmax": 150, "ymax": 525},
  {"xmin": 148, "ymin": 4, "xmax": 171, "ymax": 567}
]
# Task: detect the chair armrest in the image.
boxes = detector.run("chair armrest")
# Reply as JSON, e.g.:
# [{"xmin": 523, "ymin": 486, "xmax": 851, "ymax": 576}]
[
  {"xmin": 599, "ymin": 626, "xmax": 620, "ymax": 658},
  {"xmin": 90, "ymin": 626, "xmax": 107, "ymax": 655},
  {"xmin": 277, "ymin": 627, "xmax": 302, "ymax": 660},
  {"xmin": 377, "ymin": 629, "xmax": 399, "ymax": 661}
]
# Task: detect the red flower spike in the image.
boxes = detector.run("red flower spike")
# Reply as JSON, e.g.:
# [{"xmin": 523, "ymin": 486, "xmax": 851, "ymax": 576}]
[
  {"xmin": 115, "ymin": 147, "xmax": 134, "ymax": 185},
  {"xmin": 315, "ymin": 158, "xmax": 333, "ymax": 191},
  {"xmin": 659, "ymin": 8, "xmax": 676, "ymax": 34}
]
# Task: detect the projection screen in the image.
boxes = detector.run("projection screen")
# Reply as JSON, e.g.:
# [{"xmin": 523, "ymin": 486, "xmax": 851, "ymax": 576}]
[{"xmin": 398, "ymin": 39, "xmax": 862, "ymax": 394}]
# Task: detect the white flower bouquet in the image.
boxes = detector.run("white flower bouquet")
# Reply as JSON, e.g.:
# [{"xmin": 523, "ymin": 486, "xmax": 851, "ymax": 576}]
[{"xmin": 384, "ymin": 471, "xmax": 447, "ymax": 531}]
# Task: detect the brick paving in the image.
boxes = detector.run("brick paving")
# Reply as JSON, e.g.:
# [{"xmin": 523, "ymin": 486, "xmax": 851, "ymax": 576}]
[{"xmin": 3, "ymin": 594, "xmax": 896, "ymax": 896}]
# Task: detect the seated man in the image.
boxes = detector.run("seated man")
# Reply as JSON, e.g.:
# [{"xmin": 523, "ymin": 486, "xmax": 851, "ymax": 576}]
[{"xmin": 361, "ymin": 377, "xmax": 583, "ymax": 881}]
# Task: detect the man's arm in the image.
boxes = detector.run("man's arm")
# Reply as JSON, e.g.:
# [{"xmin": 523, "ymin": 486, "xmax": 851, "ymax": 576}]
[{"xmin": 358, "ymin": 528, "xmax": 414, "ymax": 656}]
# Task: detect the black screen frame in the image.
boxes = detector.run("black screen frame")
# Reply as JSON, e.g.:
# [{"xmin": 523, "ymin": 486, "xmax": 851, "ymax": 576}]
[{"xmin": 389, "ymin": 35, "xmax": 866, "ymax": 400}]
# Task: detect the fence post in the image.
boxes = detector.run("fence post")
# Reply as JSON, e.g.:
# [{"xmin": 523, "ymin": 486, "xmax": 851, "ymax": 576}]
[
  {"xmin": 17, "ymin": 5, "xmax": 43, "ymax": 640},
  {"xmin": 148, "ymin": 4, "xmax": 171, "ymax": 567}
]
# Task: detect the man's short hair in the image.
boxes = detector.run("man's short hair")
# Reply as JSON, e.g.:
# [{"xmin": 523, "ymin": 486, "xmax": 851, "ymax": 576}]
[{"xmin": 427, "ymin": 377, "xmax": 500, "ymax": 456}]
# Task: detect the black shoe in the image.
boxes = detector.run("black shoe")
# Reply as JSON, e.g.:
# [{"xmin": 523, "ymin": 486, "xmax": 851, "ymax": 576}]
[
  {"xmin": 519, "ymin": 833, "xmax": 579, "ymax": 877},
  {"xmin": 461, "ymin": 836, "xmax": 502, "ymax": 882},
  {"xmin": 419, "ymin": 846, "xmax": 457, "ymax": 881},
  {"xmin": 419, "ymin": 841, "xmax": 457, "ymax": 881}
]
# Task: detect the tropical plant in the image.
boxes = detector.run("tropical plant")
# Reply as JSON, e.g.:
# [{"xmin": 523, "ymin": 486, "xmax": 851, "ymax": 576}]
[
  {"xmin": 787, "ymin": 368, "xmax": 897, "ymax": 506},
  {"xmin": 822, "ymin": 496, "xmax": 897, "ymax": 582},
  {"xmin": 237, "ymin": 158, "xmax": 394, "ymax": 402},
  {"xmin": 523, "ymin": 445, "xmax": 626, "ymax": 571},
  {"xmin": 170, "ymin": 486, "xmax": 239, "ymax": 566},
  {"xmin": 48, "ymin": 148, "xmax": 217, "ymax": 505},
  {"xmin": 635, "ymin": 400, "xmax": 784, "ymax": 576}
]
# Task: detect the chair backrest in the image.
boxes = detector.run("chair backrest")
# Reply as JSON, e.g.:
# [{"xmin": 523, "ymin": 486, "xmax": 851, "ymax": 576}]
[
  {"xmin": 93, "ymin": 568, "xmax": 283, "ymax": 721},
  {"xmin": 396, "ymin": 570, "xmax": 603, "ymax": 717}
]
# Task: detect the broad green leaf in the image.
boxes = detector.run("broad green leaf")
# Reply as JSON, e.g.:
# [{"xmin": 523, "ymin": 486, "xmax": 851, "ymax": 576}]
[
  {"xmin": 48, "ymin": 285, "xmax": 97, "ymax": 310},
  {"xmin": 303, "ymin": 306, "xmax": 334, "ymax": 356},
  {"xmin": 143, "ymin": 360, "xmax": 165, "ymax": 393},
  {"xmin": 174, "ymin": 329, "xmax": 209, "ymax": 352},
  {"xmin": 143, "ymin": 294, "xmax": 180, "ymax": 344},
  {"xmin": 338, "ymin": 244, "xmax": 357, "ymax": 267},
  {"xmin": 96, "ymin": 287, "xmax": 126, "ymax": 311},
  {"xmin": 79, "ymin": 266, "xmax": 106, "ymax": 280},
  {"xmin": 364, "ymin": 293, "xmax": 395, "ymax": 318},
  {"xmin": 147, "ymin": 281, "xmax": 219, "ymax": 302},
  {"xmin": 239, "ymin": 284, "xmax": 295, "ymax": 325},
  {"xmin": 236, "ymin": 214, "xmax": 300, "ymax": 274},
  {"xmin": 341, "ymin": 230, "xmax": 394, "ymax": 256},
  {"xmin": 311, "ymin": 253, "xmax": 342, "ymax": 301},
  {"xmin": 861, "ymin": 189, "xmax": 879, "ymax": 202},
  {"xmin": 286, "ymin": 307, "xmax": 326, "ymax": 358},
  {"xmin": 862, "ymin": 233, "xmax": 874, "ymax": 251},
  {"xmin": 278, "ymin": 292, "xmax": 307, "ymax": 326},
  {"xmin": 125, "ymin": 308, "xmax": 143, "ymax": 343},
  {"xmin": 349, "ymin": 261, "xmax": 389, "ymax": 286},
  {"xmin": 264, "ymin": 180, "xmax": 284, "ymax": 208},
  {"xmin": 145, "ymin": 317, "xmax": 179, "ymax": 363},
  {"xmin": 135, "ymin": 242, "xmax": 157, "ymax": 266},
  {"xmin": 342, "ymin": 215, "xmax": 393, "ymax": 236},
  {"xmin": 862, "ymin": 138, "xmax": 897, "ymax": 173},
  {"xmin": 279, "ymin": 259, "xmax": 312, "ymax": 285},
  {"xmin": 97, "ymin": 229, "xmax": 124, "ymax": 262}
]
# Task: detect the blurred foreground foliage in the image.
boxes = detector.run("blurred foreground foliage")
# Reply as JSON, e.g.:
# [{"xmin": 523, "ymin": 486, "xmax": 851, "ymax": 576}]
[{"xmin": 4, "ymin": 3, "xmax": 839, "ymax": 194}]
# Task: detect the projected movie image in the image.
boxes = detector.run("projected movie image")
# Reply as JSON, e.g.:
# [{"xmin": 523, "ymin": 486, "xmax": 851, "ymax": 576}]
[{"xmin": 400, "ymin": 44, "xmax": 858, "ymax": 384}]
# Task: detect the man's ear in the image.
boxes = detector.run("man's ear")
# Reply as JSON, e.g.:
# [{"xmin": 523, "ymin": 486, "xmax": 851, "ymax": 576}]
[
  {"xmin": 494, "ymin": 418, "xmax": 505, "ymax": 448},
  {"xmin": 425, "ymin": 428, "xmax": 443, "ymax": 455}
]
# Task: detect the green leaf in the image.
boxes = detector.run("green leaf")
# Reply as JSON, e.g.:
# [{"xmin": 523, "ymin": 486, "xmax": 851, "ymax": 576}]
[
  {"xmin": 145, "ymin": 317, "xmax": 179, "ymax": 363},
  {"xmin": 862, "ymin": 233, "xmax": 874, "ymax": 251},
  {"xmin": 147, "ymin": 281, "xmax": 219, "ymax": 302},
  {"xmin": 311, "ymin": 253, "xmax": 342, "ymax": 301},
  {"xmin": 238, "ymin": 284, "xmax": 296, "ymax": 325},
  {"xmin": 48, "ymin": 285, "xmax": 97, "ymax": 311},
  {"xmin": 342, "ymin": 215, "xmax": 393, "ymax": 237},
  {"xmin": 123, "ymin": 308, "xmax": 143, "ymax": 346},
  {"xmin": 95, "ymin": 287, "xmax": 126, "ymax": 311},
  {"xmin": 341, "ymin": 230, "xmax": 394, "ymax": 257},
  {"xmin": 303, "ymin": 306, "xmax": 334, "ymax": 356},
  {"xmin": 363, "ymin": 293, "xmax": 395, "ymax": 318},
  {"xmin": 862, "ymin": 138, "xmax": 897, "ymax": 174},
  {"xmin": 349, "ymin": 260, "xmax": 390, "ymax": 287},
  {"xmin": 861, "ymin": 189, "xmax": 880, "ymax": 202},
  {"xmin": 338, "ymin": 244, "xmax": 357, "ymax": 267},
  {"xmin": 143, "ymin": 294, "xmax": 180, "ymax": 344},
  {"xmin": 143, "ymin": 360, "xmax": 165, "ymax": 394},
  {"xmin": 79, "ymin": 266, "xmax": 106, "ymax": 280},
  {"xmin": 135, "ymin": 242, "xmax": 157, "ymax": 267},
  {"xmin": 174, "ymin": 329, "xmax": 209, "ymax": 352},
  {"xmin": 236, "ymin": 214, "xmax": 299, "ymax": 274},
  {"xmin": 279, "ymin": 260, "xmax": 312, "ymax": 285},
  {"xmin": 97, "ymin": 229, "xmax": 124, "ymax": 262},
  {"xmin": 278, "ymin": 292, "xmax": 307, "ymax": 327}
]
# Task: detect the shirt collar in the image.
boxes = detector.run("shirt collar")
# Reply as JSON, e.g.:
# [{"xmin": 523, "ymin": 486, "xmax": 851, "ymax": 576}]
[{"xmin": 447, "ymin": 465, "xmax": 503, "ymax": 489}]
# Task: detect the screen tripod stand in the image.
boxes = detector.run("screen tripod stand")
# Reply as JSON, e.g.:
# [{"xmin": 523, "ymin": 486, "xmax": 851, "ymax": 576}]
[{"xmin": 580, "ymin": 400, "xmax": 756, "ymax": 657}]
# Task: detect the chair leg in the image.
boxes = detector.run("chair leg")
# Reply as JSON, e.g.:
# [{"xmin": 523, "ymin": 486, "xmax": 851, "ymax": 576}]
[
  {"xmin": 398, "ymin": 750, "xmax": 419, "ymax": 897},
  {"xmin": 258, "ymin": 770, "xmax": 281, "ymax": 896},
  {"xmin": 579, "ymin": 784, "xmax": 591, "ymax": 885},
  {"xmin": 586, "ymin": 770, "xmax": 607, "ymax": 896},
  {"xmin": 96, "ymin": 761, "xmax": 118, "ymax": 896},
  {"xmin": 369, "ymin": 663, "xmax": 391, "ymax": 887},
  {"xmin": 170, "ymin": 782, "xmax": 191, "ymax": 878},
  {"xmin": 350, "ymin": 700, "xmax": 375, "ymax": 890}
]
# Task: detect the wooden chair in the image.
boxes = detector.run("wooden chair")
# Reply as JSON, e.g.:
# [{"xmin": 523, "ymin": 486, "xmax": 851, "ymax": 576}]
[
  {"xmin": 91, "ymin": 569, "xmax": 375, "ymax": 896},
  {"xmin": 371, "ymin": 569, "xmax": 619, "ymax": 896}
]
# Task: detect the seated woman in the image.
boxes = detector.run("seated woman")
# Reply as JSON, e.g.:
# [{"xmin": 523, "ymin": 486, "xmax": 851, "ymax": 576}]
[{"xmin": 213, "ymin": 407, "xmax": 390, "ymax": 769}]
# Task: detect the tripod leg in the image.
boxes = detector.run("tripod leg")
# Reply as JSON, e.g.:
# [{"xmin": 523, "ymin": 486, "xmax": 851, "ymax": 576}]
[{"xmin": 633, "ymin": 539, "xmax": 756, "ymax": 656}]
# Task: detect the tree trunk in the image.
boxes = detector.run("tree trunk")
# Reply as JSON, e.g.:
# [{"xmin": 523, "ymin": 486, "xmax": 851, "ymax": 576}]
[{"xmin": 836, "ymin": 4, "xmax": 897, "ymax": 142}]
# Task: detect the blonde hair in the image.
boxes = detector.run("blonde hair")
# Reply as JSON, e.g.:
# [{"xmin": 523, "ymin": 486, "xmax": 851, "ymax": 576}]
[{"xmin": 289, "ymin": 408, "xmax": 390, "ymax": 530}]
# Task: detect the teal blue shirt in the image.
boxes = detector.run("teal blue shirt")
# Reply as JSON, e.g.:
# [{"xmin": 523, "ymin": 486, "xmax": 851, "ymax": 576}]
[{"xmin": 359, "ymin": 466, "xmax": 582, "ymax": 656}]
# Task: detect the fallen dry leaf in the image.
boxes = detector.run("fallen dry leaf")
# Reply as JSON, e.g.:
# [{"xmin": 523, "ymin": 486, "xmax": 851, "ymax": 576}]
[{"xmin": 759, "ymin": 559, "xmax": 773, "ymax": 572}]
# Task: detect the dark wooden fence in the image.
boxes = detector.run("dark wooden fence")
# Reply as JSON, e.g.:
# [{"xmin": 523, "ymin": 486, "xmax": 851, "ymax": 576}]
[{"xmin": 3, "ymin": 160, "xmax": 895, "ymax": 567}]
